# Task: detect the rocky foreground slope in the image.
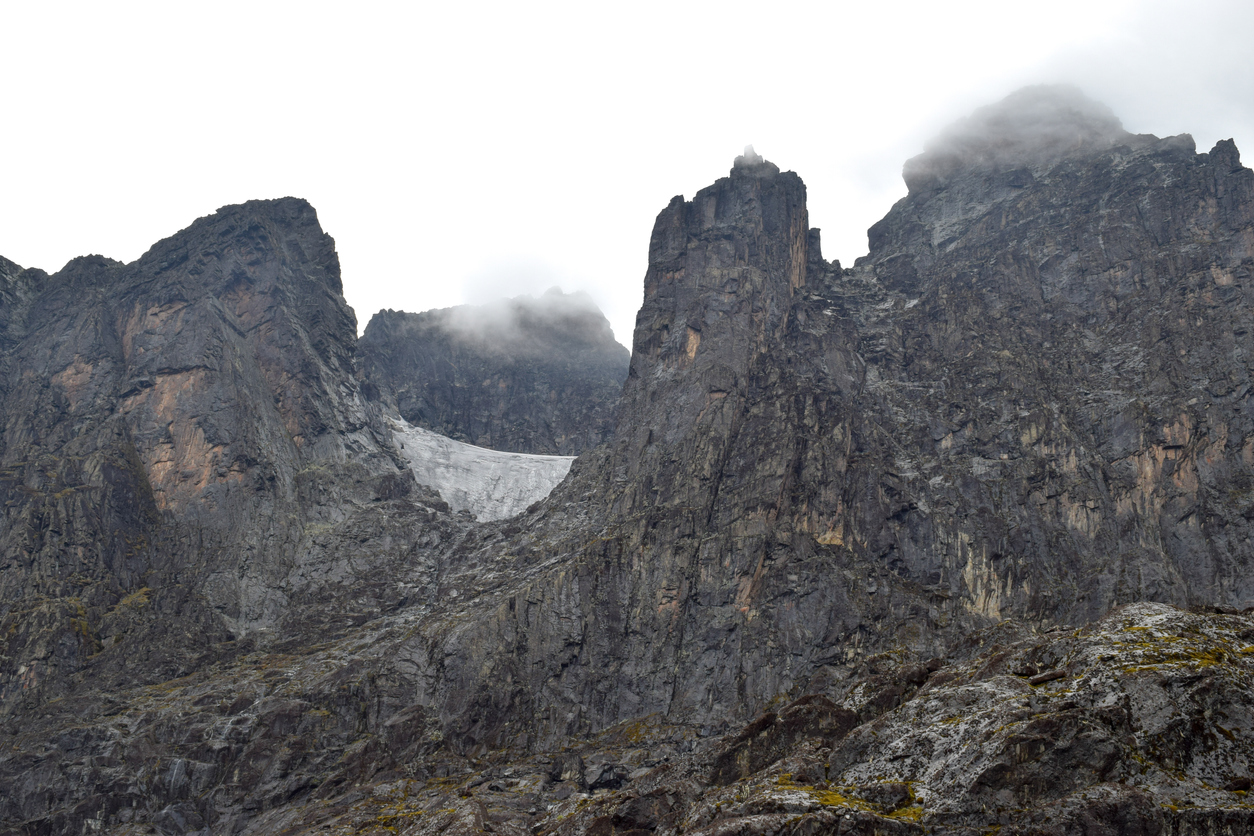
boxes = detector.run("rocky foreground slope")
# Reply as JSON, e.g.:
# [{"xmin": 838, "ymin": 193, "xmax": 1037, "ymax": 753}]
[{"xmin": 3, "ymin": 86, "xmax": 1254, "ymax": 833}]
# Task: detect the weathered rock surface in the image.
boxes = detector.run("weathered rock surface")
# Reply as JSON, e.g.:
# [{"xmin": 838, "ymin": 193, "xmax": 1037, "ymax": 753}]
[
  {"xmin": 5, "ymin": 87, "xmax": 1254, "ymax": 835},
  {"xmin": 534, "ymin": 603, "xmax": 1254, "ymax": 836},
  {"xmin": 360, "ymin": 289, "xmax": 629, "ymax": 455},
  {"xmin": 0, "ymin": 198, "xmax": 468, "ymax": 720},
  {"xmin": 382, "ymin": 85, "xmax": 1254, "ymax": 819},
  {"xmin": 853, "ymin": 85, "xmax": 1254, "ymax": 626}
]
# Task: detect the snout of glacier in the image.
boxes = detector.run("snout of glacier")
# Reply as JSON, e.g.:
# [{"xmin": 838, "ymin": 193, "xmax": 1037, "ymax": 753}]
[{"xmin": 390, "ymin": 417, "xmax": 574, "ymax": 521}]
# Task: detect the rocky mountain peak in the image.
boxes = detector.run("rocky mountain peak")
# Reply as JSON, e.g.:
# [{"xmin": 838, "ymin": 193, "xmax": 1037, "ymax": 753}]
[
  {"xmin": 57, "ymin": 253, "xmax": 125, "ymax": 274},
  {"xmin": 441, "ymin": 287, "xmax": 618, "ymax": 352},
  {"xmin": 902, "ymin": 84, "xmax": 1129, "ymax": 192},
  {"xmin": 359, "ymin": 289, "xmax": 628, "ymax": 455},
  {"xmin": 134, "ymin": 196, "xmax": 346, "ymax": 299},
  {"xmin": 616, "ymin": 150, "xmax": 809, "ymax": 510},
  {"xmin": 1211, "ymin": 135, "xmax": 1244, "ymax": 170}
]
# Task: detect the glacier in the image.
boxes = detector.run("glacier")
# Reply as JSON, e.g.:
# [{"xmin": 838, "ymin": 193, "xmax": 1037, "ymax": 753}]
[{"xmin": 389, "ymin": 417, "xmax": 574, "ymax": 521}]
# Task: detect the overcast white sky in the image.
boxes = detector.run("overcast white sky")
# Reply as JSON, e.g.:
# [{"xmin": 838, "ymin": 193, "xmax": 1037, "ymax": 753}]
[{"xmin": 4, "ymin": 1, "xmax": 1253, "ymax": 347}]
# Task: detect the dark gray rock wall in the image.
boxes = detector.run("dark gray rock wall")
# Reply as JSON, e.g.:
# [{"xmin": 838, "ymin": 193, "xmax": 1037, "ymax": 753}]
[
  {"xmin": 360, "ymin": 289, "xmax": 629, "ymax": 455},
  {"xmin": 0, "ymin": 198, "xmax": 461, "ymax": 720},
  {"xmin": 852, "ymin": 88, "xmax": 1254, "ymax": 627},
  {"xmin": 411, "ymin": 89, "xmax": 1254, "ymax": 755},
  {"xmin": 411, "ymin": 152, "xmax": 954, "ymax": 754}
]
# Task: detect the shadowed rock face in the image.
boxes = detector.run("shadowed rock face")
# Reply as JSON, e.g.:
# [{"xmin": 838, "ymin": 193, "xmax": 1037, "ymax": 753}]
[
  {"xmin": 360, "ymin": 289, "xmax": 629, "ymax": 455},
  {"xmin": 5, "ymin": 87, "xmax": 1254, "ymax": 835},
  {"xmin": 403, "ymin": 83, "xmax": 1254, "ymax": 794}
]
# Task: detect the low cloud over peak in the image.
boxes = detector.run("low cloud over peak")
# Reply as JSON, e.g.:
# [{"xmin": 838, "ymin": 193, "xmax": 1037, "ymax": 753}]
[
  {"xmin": 445, "ymin": 287, "xmax": 615, "ymax": 348},
  {"xmin": 903, "ymin": 85, "xmax": 1129, "ymax": 192},
  {"xmin": 366, "ymin": 287, "xmax": 624, "ymax": 356}
]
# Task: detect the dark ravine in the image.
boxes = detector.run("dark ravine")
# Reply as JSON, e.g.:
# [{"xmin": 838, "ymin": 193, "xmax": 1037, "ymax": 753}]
[{"xmin": 3, "ymin": 86, "xmax": 1254, "ymax": 834}]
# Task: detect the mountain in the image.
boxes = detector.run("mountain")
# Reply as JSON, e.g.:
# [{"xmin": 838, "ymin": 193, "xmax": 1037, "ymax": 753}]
[
  {"xmin": 360, "ymin": 289, "xmax": 629, "ymax": 455},
  {"xmin": 4, "ymin": 86, "xmax": 1254, "ymax": 834},
  {"xmin": 0, "ymin": 197, "xmax": 448, "ymax": 706}
]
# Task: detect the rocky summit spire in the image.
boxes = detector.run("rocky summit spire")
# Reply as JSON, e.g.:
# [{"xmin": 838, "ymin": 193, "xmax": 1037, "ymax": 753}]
[{"xmin": 612, "ymin": 151, "xmax": 809, "ymax": 513}]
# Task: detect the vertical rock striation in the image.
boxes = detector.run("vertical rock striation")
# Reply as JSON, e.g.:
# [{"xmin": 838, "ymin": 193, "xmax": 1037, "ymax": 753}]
[
  {"xmin": 420, "ymin": 151, "xmax": 915, "ymax": 751},
  {"xmin": 851, "ymin": 85, "xmax": 1254, "ymax": 626},
  {"xmin": 420, "ymin": 90, "xmax": 1254, "ymax": 752}
]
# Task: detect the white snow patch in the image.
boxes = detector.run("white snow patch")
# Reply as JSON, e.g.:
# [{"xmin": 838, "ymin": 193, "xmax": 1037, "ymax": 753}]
[{"xmin": 390, "ymin": 417, "xmax": 574, "ymax": 522}]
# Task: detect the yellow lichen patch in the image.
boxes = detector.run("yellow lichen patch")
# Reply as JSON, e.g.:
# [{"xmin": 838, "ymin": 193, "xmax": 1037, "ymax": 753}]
[
  {"xmin": 368, "ymin": 808, "xmax": 425, "ymax": 833},
  {"xmin": 1116, "ymin": 635, "xmax": 1238, "ymax": 674},
  {"xmin": 887, "ymin": 805, "xmax": 924, "ymax": 822},
  {"xmin": 773, "ymin": 774, "xmax": 921, "ymax": 819},
  {"xmin": 816, "ymin": 529, "xmax": 845, "ymax": 546},
  {"xmin": 685, "ymin": 327, "xmax": 701, "ymax": 362},
  {"xmin": 111, "ymin": 587, "xmax": 151, "ymax": 613},
  {"xmin": 775, "ymin": 775, "xmax": 872, "ymax": 811}
]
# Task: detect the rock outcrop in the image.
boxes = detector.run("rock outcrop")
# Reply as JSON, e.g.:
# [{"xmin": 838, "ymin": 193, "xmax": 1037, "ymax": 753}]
[
  {"xmin": 386, "ymin": 84, "xmax": 1254, "ymax": 817},
  {"xmin": 538, "ymin": 602, "xmax": 1254, "ymax": 836},
  {"xmin": 854, "ymin": 85, "xmax": 1254, "ymax": 625},
  {"xmin": 360, "ymin": 289, "xmax": 629, "ymax": 455},
  {"xmin": 5, "ymin": 87, "xmax": 1254, "ymax": 835}
]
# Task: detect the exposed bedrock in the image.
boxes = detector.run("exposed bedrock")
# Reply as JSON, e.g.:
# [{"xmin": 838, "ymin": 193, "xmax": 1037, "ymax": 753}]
[
  {"xmin": 0, "ymin": 198, "xmax": 464, "ymax": 718},
  {"xmin": 422, "ymin": 88, "xmax": 1254, "ymax": 751}
]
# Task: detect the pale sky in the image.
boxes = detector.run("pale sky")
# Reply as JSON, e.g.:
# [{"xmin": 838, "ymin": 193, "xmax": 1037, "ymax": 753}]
[{"xmin": 4, "ymin": 1, "xmax": 1252, "ymax": 347}]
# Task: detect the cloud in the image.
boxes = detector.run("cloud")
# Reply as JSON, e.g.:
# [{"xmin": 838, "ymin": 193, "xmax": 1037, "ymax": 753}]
[
  {"xmin": 901, "ymin": 85, "xmax": 1126, "ymax": 191},
  {"xmin": 440, "ymin": 287, "xmax": 618, "ymax": 353}
]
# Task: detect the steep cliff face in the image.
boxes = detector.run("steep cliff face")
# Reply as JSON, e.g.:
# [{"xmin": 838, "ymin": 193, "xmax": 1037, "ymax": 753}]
[
  {"xmin": 360, "ymin": 289, "xmax": 629, "ymax": 455},
  {"xmin": 416, "ymin": 151, "xmax": 941, "ymax": 754},
  {"xmin": 0, "ymin": 198, "xmax": 461, "ymax": 719},
  {"xmin": 850, "ymin": 85, "xmax": 1254, "ymax": 625},
  {"xmin": 413, "ymin": 89, "xmax": 1254, "ymax": 754}
]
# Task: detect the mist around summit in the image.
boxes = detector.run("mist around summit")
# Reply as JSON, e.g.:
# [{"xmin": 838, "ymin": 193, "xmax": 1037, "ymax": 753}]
[
  {"xmin": 902, "ymin": 85, "xmax": 1130, "ymax": 189},
  {"xmin": 442, "ymin": 287, "xmax": 621, "ymax": 351}
]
